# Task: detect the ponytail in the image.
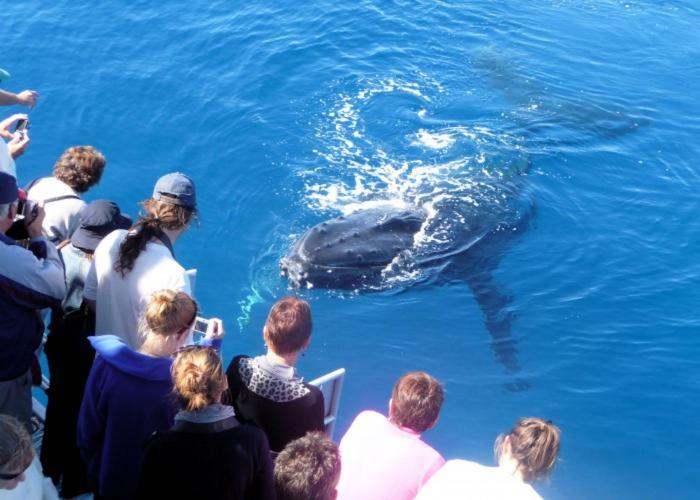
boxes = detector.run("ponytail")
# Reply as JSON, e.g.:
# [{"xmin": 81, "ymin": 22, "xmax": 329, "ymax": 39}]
[
  {"xmin": 114, "ymin": 199, "xmax": 194, "ymax": 276},
  {"xmin": 494, "ymin": 417, "xmax": 560, "ymax": 483},
  {"xmin": 172, "ymin": 347, "xmax": 226, "ymax": 412}
]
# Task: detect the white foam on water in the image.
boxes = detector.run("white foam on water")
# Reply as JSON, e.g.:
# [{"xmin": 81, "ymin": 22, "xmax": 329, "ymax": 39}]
[
  {"xmin": 300, "ymin": 76, "xmax": 525, "ymax": 287},
  {"xmin": 412, "ymin": 129, "xmax": 456, "ymax": 150}
]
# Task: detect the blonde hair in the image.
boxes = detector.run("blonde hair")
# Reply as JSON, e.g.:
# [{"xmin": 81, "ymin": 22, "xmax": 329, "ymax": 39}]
[
  {"xmin": 0, "ymin": 415, "xmax": 34, "ymax": 479},
  {"xmin": 144, "ymin": 289, "xmax": 197, "ymax": 337},
  {"xmin": 172, "ymin": 346, "xmax": 226, "ymax": 412},
  {"xmin": 494, "ymin": 417, "xmax": 560, "ymax": 483}
]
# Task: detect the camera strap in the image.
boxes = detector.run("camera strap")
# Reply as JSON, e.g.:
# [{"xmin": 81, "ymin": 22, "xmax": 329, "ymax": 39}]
[{"xmin": 24, "ymin": 177, "xmax": 80, "ymax": 204}]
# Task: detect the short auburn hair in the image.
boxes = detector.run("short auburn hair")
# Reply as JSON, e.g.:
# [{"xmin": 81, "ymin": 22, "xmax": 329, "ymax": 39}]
[
  {"xmin": 53, "ymin": 146, "xmax": 106, "ymax": 193},
  {"xmin": 274, "ymin": 432, "xmax": 341, "ymax": 500},
  {"xmin": 263, "ymin": 297, "xmax": 312, "ymax": 355},
  {"xmin": 390, "ymin": 371, "xmax": 444, "ymax": 433}
]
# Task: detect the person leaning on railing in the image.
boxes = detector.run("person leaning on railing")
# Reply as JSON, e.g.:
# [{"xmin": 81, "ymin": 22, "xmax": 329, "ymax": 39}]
[
  {"xmin": 415, "ymin": 417, "xmax": 561, "ymax": 500},
  {"xmin": 225, "ymin": 297, "xmax": 325, "ymax": 453},
  {"xmin": 335, "ymin": 371, "xmax": 446, "ymax": 500},
  {"xmin": 83, "ymin": 172, "xmax": 197, "ymax": 349},
  {"xmin": 77, "ymin": 289, "xmax": 224, "ymax": 500},
  {"xmin": 138, "ymin": 346, "xmax": 275, "ymax": 500}
]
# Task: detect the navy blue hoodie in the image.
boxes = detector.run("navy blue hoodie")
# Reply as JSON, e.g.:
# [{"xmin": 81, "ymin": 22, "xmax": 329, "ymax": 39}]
[{"xmin": 77, "ymin": 335, "xmax": 178, "ymax": 499}]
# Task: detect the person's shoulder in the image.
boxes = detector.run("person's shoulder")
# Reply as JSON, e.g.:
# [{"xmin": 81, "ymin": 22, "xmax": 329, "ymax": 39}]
[
  {"xmin": 25, "ymin": 176, "xmax": 55, "ymax": 196},
  {"xmin": 440, "ymin": 459, "xmax": 484, "ymax": 476},
  {"xmin": 303, "ymin": 380, "xmax": 324, "ymax": 398},
  {"xmin": 357, "ymin": 409, "xmax": 385, "ymax": 422},
  {"xmin": 226, "ymin": 354, "xmax": 251, "ymax": 374}
]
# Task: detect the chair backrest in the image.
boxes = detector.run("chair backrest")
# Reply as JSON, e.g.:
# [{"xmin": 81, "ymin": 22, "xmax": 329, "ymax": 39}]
[{"xmin": 309, "ymin": 368, "xmax": 346, "ymax": 439}]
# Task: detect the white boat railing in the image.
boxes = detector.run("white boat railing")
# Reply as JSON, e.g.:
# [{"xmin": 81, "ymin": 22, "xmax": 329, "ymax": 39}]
[{"xmin": 309, "ymin": 367, "xmax": 346, "ymax": 439}]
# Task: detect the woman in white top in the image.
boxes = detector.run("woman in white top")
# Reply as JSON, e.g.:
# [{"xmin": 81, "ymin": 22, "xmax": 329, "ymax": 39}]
[
  {"xmin": 416, "ymin": 417, "xmax": 561, "ymax": 500},
  {"xmin": 84, "ymin": 172, "xmax": 197, "ymax": 348}
]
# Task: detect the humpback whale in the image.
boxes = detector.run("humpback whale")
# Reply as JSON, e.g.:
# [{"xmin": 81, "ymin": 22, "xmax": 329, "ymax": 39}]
[{"xmin": 280, "ymin": 54, "xmax": 646, "ymax": 377}]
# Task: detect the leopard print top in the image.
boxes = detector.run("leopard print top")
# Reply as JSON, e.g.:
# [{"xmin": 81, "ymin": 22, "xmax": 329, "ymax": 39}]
[{"xmin": 238, "ymin": 356, "xmax": 311, "ymax": 403}]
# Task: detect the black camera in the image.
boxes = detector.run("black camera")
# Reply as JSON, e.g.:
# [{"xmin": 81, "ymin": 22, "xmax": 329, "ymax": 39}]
[
  {"xmin": 16, "ymin": 198, "xmax": 38, "ymax": 220},
  {"xmin": 14, "ymin": 118, "xmax": 29, "ymax": 134}
]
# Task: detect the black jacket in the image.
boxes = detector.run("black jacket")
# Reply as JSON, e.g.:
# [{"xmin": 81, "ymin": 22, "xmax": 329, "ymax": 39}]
[
  {"xmin": 137, "ymin": 417, "xmax": 275, "ymax": 500},
  {"xmin": 226, "ymin": 355, "xmax": 325, "ymax": 452}
]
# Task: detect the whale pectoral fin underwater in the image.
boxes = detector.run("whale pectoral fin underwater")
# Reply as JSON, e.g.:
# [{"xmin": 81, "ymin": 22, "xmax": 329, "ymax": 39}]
[{"xmin": 464, "ymin": 269, "xmax": 519, "ymax": 373}]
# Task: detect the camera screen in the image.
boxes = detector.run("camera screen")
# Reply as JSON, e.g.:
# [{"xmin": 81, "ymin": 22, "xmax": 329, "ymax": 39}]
[{"xmin": 194, "ymin": 318, "xmax": 208, "ymax": 333}]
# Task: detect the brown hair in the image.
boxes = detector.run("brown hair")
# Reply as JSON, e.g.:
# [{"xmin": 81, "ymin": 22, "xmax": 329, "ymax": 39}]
[
  {"xmin": 264, "ymin": 297, "xmax": 312, "ymax": 355},
  {"xmin": 494, "ymin": 417, "xmax": 561, "ymax": 483},
  {"xmin": 144, "ymin": 289, "xmax": 197, "ymax": 337},
  {"xmin": 114, "ymin": 198, "xmax": 194, "ymax": 276},
  {"xmin": 53, "ymin": 146, "xmax": 106, "ymax": 193},
  {"xmin": 390, "ymin": 371, "xmax": 444, "ymax": 433},
  {"xmin": 274, "ymin": 432, "xmax": 341, "ymax": 500},
  {"xmin": 172, "ymin": 346, "xmax": 226, "ymax": 412},
  {"xmin": 0, "ymin": 415, "xmax": 34, "ymax": 479}
]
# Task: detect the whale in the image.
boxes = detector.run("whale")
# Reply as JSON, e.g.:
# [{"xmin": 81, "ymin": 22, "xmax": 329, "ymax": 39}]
[
  {"xmin": 280, "ymin": 194, "xmax": 533, "ymax": 376},
  {"xmin": 279, "ymin": 53, "xmax": 647, "ymax": 379}
]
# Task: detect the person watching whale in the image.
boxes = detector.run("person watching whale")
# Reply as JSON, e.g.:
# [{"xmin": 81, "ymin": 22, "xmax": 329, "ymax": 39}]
[
  {"xmin": 84, "ymin": 172, "xmax": 196, "ymax": 348},
  {"xmin": 225, "ymin": 297, "xmax": 325, "ymax": 453}
]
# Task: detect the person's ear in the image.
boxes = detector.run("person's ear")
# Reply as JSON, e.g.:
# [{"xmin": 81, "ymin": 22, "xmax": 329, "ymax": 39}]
[
  {"xmin": 388, "ymin": 398, "xmax": 395, "ymax": 418},
  {"xmin": 9, "ymin": 202, "xmax": 17, "ymax": 220}
]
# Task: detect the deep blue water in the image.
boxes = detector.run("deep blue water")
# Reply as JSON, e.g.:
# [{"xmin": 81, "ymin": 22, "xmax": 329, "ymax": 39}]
[{"xmin": 4, "ymin": 1, "xmax": 700, "ymax": 498}]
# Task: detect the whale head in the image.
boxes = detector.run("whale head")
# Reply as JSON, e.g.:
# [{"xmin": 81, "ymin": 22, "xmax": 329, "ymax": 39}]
[{"xmin": 281, "ymin": 207, "xmax": 425, "ymax": 289}]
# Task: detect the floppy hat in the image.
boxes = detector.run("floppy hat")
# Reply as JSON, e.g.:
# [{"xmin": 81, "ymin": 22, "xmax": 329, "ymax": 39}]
[
  {"xmin": 70, "ymin": 200, "xmax": 132, "ymax": 252},
  {"xmin": 0, "ymin": 172, "xmax": 19, "ymax": 204},
  {"xmin": 152, "ymin": 172, "xmax": 196, "ymax": 208}
]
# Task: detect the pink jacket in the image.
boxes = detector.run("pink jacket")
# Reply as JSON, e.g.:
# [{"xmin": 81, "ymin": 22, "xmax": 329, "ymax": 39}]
[{"xmin": 337, "ymin": 410, "xmax": 444, "ymax": 500}]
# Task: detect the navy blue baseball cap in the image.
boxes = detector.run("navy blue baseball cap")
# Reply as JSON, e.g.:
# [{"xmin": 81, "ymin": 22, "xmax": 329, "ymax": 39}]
[
  {"xmin": 152, "ymin": 172, "xmax": 196, "ymax": 208},
  {"xmin": 0, "ymin": 172, "xmax": 19, "ymax": 204},
  {"xmin": 71, "ymin": 200, "xmax": 132, "ymax": 252}
]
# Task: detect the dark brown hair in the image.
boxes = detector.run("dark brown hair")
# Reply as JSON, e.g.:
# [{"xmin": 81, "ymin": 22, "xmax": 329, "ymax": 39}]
[
  {"xmin": 0, "ymin": 415, "xmax": 34, "ymax": 479},
  {"xmin": 53, "ymin": 146, "xmax": 106, "ymax": 193},
  {"xmin": 390, "ymin": 371, "xmax": 444, "ymax": 433},
  {"xmin": 114, "ymin": 198, "xmax": 194, "ymax": 276},
  {"xmin": 172, "ymin": 346, "xmax": 226, "ymax": 412},
  {"xmin": 494, "ymin": 417, "xmax": 561, "ymax": 483},
  {"xmin": 263, "ymin": 297, "xmax": 312, "ymax": 355},
  {"xmin": 274, "ymin": 432, "xmax": 341, "ymax": 500}
]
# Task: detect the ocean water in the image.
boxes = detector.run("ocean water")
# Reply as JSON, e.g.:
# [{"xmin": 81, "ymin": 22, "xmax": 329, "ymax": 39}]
[{"xmin": 4, "ymin": 1, "xmax": 700, "ymax": 498}]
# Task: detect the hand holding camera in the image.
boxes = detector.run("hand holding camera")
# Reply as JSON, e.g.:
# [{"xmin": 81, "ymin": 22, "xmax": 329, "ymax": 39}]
[
  {"xmin": 201, "ymin": 317, "xmax": 225, "ymax": 342},
  {"xmin": 0, "ymin": 113, "xmax": 28, "ymax": 139},
  {"xmin": 23, "ymin": 200, "xmax": 45, "ymax": 238}
]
